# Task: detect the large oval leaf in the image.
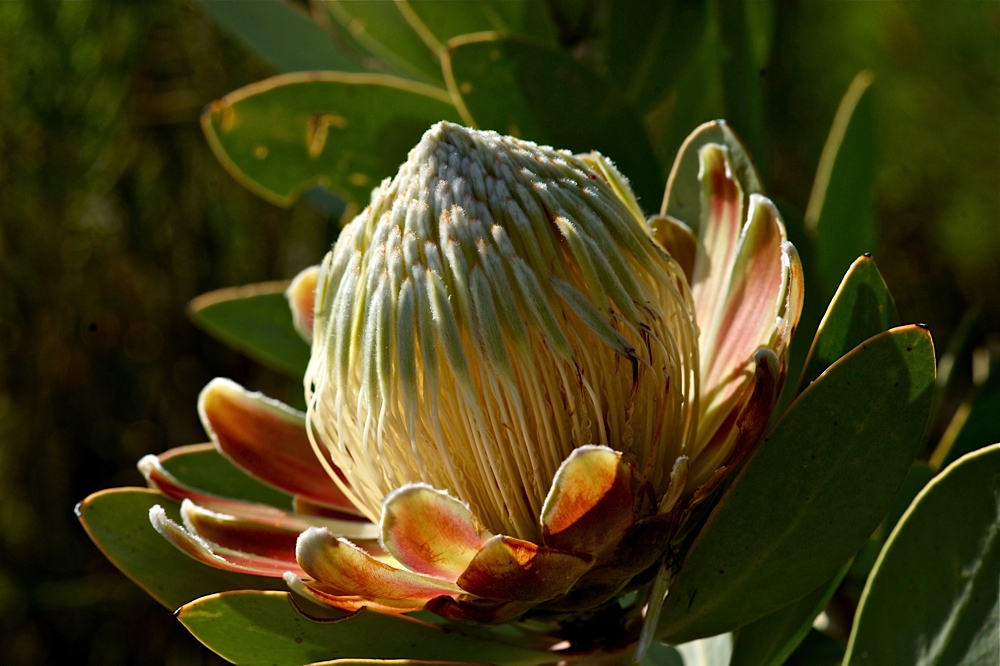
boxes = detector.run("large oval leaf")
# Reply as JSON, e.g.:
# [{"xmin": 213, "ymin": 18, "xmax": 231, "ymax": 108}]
[
  {"xmin": 323, "ymin": 1, "xmax": 444, "ymax": 85},
  {"xmin": 442, "ymin": 33, "xmax": 664, "ymax": 209},
  {"xmin": 188, "ymin": 280, "xmax": 310, "ymax": 378},
  {"xmin": 845, "ymin": 445, "xmax": 1000, "ymax": 665},
  {"xmin": 657, "ymin": 325, "xmax": 936, "ymax": 643},
  {"xmin": 195, "ymin": 0, "xmax": 364, "ymax": 74},
  {"xmin": 400, "ymin": 0, "xmax": 556, "ymax": 46},
  {"xmin": 177, "ymin": 590, "xmax": 555, "ymax": 666},
  {"xmin": 797, "ymin": 254, "xmax": 898, "ymax": 392},
  {"xmin": 202, "ymin": 72, "xmax": 460, "ymax": 207},
  {"xmin": 77, "ymin": 488, "xmax": 282, "ymax": 609},
  {"xmin": 730, "ymin": 561, "xmax": 851, "ymax": 666}
]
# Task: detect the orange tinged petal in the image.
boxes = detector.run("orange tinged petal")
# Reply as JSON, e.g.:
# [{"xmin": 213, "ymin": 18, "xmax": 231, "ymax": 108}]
[
  {"xmin": 199, "ymin": 378, "xmax": 360, "ymax": 514},
  {"xmin": 456, "ymin": 535, "xmax": 592, "ymax": 602},
  {"xmin": 287, "ymin": 265, "xmax": 319, "ymax": 340},
  {"xmin": 540, "ymin": 446, "xmax": 635, "ymax": 554},
  {"xmin": 296, "ymin": 528, "xmax": 462, "ymax": 605},
  {"xmin": 380, "ymin": 484, "xmax": 492, "ymax": 581},
  {"xmin": 149, "ymin": 504, "xmax": 301, "ymax": 578}
]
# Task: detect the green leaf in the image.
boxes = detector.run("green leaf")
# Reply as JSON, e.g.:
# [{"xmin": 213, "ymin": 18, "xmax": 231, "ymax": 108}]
[
  {"xmin": 195, "ymin": 0, "xmax": 365, "ymax": 74},
  {"xmin": 399, "ymin": 0, "xmax": 556, "ymax": 45},
  {"xmin": 177, "ymin": 590, "xmax": 555, "ymax": 666},
  {"xmin": 159, "ymin": 443, "xmax": 293, "ymax": 510},
  {"xmin": 442, "ymin": 33, "xmax": 664, "ymax": 209},
  {"xmin": 798, "ymin": 254, "xmax": 899, "ymax": 391},
  {"xmin": 715, "ymin": 0, "xmax": 767, "ymax": 171},
  {"xmin": 845, "ymin": 445, "xmax": 1000, "ymax": 665},
  {"xmin": 325, "ymin": 0, "xmax": 444, "ymax": 85},
  {"xmin": 940, "ymin": 371, "xmax": 1000, "ymax": 470},
  {"xmin": 657, "ymin": 325, "xmax": 936, "ymax": 643},
  {"xmin": 641, "ymin": 641, "xmax": 684, "ymax": 666},
  {"xmin": 202, "ymin": 72, "xmax": 460, "ymax": 207},
  {"xmin": 188, "ymin": 281, "xmax": 310, "ymax": 378},
  {"xmin": 805, "ymin": 71, "xmax": 878, "ymax": 299},
  {"xmin": 605, "ymin": 0, "xmax": 709, "ymax": 111},
  {"xmin": 675, "ymin": 633, "xmax": 733, "ymax": 665},
  {"xmin": 76, "ymin": 488, "xmax": 282, "ymax": 610},
  {"xmin": 730, "ymin": 561, "xmax": 851, "ymax": 666}
]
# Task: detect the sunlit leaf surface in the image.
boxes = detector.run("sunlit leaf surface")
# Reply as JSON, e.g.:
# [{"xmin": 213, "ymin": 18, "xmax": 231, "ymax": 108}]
[
  {"xmin": 845, "ymin": 445, "xmax": 1000, "ymax": 665},
  {"xmin": 201, "ymin": 73, "xmax": 460, "ymax": 206},
  {"xmin": 177, "ymin": 590, "xmax": 555, "ymax": 666},
  {"xmin": 76, "ymin": 488, "xmax": 282, "ymax": 609},
  {"xmin": 658, "ymin": 325, "xmax": 935, "ymax": 643}
]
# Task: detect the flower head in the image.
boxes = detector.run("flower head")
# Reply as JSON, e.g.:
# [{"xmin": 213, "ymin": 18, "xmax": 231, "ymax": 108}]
[
  {"xmin": 306, "ymin": 121, "xmax": 698, "ymax": 541},
  {"xmin": 140, "ymin": 121, "xmax": 802, "ymax": 637}
]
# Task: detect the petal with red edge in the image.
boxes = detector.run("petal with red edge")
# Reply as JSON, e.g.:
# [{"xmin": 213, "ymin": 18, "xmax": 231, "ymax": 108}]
[
  {"xmin": 139, "ymin": 453, "xmax": 378, "ymax": 541},
  {"xmin": 284, "ymin": 572, "xmax": 426, "ymax": 613},
  {"xmin": 540, "ymin": 446, "xmax": 635, "ymax": 554},
  {"xmin": 456, "ymin": 535, "xmax": 593, "ymax": 602},
  {"xmin": 150, "ymin": 504, "xmax": 300, "ymax": 578},
  {"xmin": 198, "ymin": 378, "xmax": 359, "ymax": 514},
  {"xmin": 701, "ymin": 195, "xmax": 786, "ymax": 410},
  {"xmin": 689, "ymin": 348, "xmax": 781, "ymax": 490},
  {"xmin": 297, "ymin": 528, "xmax": 462, "ymax": 605},
  {"xmin": 287, "ymin": 265, "xmax": 319, "ymax": 340},
  {"xmin": 180, "ymin": 500, "xmax": 385, "ymax": 568},
  {"xmin": 691, "ymin": 143, "xmax": 745, "ymax": 362},
  {"xmin": 380, "ymin": 484, "xmax": 492, "ymax": 581}
]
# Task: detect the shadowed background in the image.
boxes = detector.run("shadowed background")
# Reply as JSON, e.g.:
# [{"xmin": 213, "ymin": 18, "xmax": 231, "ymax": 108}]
[{"xmin": 0, "ymin": 1, "xmax": 996, "ymax": 664}]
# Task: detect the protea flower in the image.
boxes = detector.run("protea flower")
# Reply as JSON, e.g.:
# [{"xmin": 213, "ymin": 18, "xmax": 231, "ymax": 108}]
[{"xmin": 142, "ymin": 121, "xmax": 802, "ymax": 648}]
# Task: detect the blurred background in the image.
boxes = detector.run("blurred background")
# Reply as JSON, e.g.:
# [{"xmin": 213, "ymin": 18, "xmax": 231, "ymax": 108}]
[{"xmin": 0, "ymin": 1, "xmax": 996, "ymax": 663}]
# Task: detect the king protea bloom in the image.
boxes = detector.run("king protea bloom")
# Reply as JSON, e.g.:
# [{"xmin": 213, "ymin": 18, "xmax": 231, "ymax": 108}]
[{"xmin": 144, "ymin": 122, "xmax": 802, "ymax": 632}]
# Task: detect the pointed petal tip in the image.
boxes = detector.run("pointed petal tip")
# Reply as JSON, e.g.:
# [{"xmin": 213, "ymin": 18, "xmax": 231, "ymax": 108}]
[{"xmin": 286, "ymin": 265, "xmax": 320, "ymax": 340}]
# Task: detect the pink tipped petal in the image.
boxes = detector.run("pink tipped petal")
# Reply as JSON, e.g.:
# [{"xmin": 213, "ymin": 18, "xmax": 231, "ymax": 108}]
[
  {"xmin": 424, "ymin": 595, "xmax": 535, "ymax": 624},
  {"xmin": 697, "ymin": 194, "xmax": 788, "ymax": 452},
  {"xmin": 540, "ymin": 446, "xmax": 635, "ymax": 554},
  {"xmin": 296, "ymin": 528, "xmax": 463, "ymax": 605},
  {"xmin": 689, "ymin": 348, "xmax": 781, "ymax": 490},
  {"xmin": 149, "ymin": 504, "xmax": 301, "ymax": 578},
  {"xmin": 380, "ymin": 484, "xmax": 492, "ymax": 581},
  {"xmin": 691, "ymin": 144, "xmax": 745, "ymax": 356},
  {"xmin": 456, "ymin": 535, "xmax": 593, "ymax": 602},
  {"xmin": 287, "ymin": 265, "xmax": 319, "ymax": 340},
  {"xmin": 139, "ymin": 453, "xmax": 378, "ymax": 540},
  {"xmin": 180, "ymin": 500, "xmax": 299, "ymax": 564},
  {"xmin": 198, "ymin": 378, "xmax": 360, "ymax": 514}
]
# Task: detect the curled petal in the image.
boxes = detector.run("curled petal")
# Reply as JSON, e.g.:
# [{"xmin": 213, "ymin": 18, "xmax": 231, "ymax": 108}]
[
  {"xmin": 199, "ymin": 378, "xmax": 360, "ymax": 514},
  {"xmin": 296, "ymin": 528, "xmax": 462, "ymax": 607},
  {"xmin": 690, "ymin": 348, "xmax": 781, "ymax": 493},
  {"xmin": 540, "ymin": 446, "xmax": 635, "ymax": 554},
  {"xmin": 287, "ymin": 265, "xmax": 319, "ymax": 340},
  {"xmin": 658, "ymin": 456, "xmax": 689, "ymax": 515},
  {"xmin": 380, "ymin": 484, "xmax": 492, "ymax": 581},
  {"xmin": 457, "ymin": 535, "xmax": 593, "ymax": 602},
  {"xmin": 150, "ymin": 504, "xmax": 299, "ymax": 578},
  {"xmin": 284, "ymin": 572, "xmax": 426, "ymax": 614}
]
